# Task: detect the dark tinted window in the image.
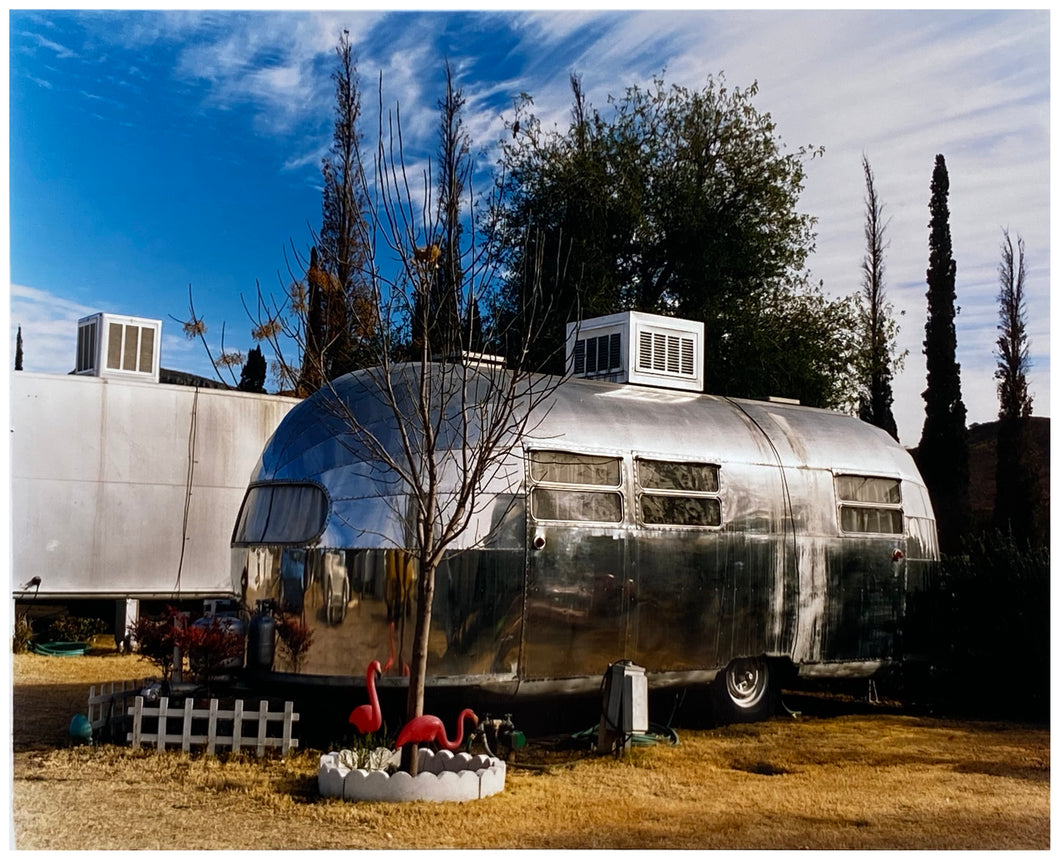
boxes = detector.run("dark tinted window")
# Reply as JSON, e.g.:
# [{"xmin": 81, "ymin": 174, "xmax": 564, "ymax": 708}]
[{"xmin": 234, "ymin": 483, "xmax": 327, "ymax": 544}]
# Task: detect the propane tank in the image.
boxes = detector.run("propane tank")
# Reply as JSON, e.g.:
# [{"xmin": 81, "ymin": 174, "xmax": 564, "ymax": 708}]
[{"xmin": 246, "ymin": 600, "xmax": 276, "ymax": 671}]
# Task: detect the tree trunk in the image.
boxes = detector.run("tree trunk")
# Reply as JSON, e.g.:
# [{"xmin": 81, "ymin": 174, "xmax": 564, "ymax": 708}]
[{"xmin": 401, "ymin": 555, "xmax": 437, "ymax": 776}]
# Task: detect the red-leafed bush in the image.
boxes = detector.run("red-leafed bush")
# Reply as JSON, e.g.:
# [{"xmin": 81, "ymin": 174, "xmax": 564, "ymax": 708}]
[
  {"xmin": 129, "ymin": 606, "xmax": 185, "ymax": 683},
  {"xmin": 275, "ymin": 612, "xmax": 314, "ymax": 674},
  {"xmin": 184, "ymin": 617, "xmax": 246, "ymax": 686},
  {"xmin": 130, "ymin": 607, "xmax": 244, "ymax": 690}
]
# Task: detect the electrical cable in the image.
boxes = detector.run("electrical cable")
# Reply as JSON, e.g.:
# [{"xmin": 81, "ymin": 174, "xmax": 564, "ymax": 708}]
[{"xmin": 174, "ymin": 387, "xmax": 200, "ymax": 596}]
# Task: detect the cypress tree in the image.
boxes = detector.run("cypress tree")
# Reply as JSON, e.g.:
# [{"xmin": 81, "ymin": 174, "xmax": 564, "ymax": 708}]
[
  {"xmin": 917, "ymin": 154, "xmax": 969, "ymax": 554},
  {"xmin": 238, "ymin": 345, "xmax": 268, "ymax": 393}
]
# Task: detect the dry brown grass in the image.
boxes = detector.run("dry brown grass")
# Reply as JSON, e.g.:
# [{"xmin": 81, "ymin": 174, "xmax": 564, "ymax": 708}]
[{"xmin": 12, "ymin": 653, "xmax": 1049, "ymax": 850}]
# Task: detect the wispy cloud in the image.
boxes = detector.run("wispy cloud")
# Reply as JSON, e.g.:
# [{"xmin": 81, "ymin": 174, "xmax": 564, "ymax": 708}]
[
  {"xmin": 10, "ymin": 10, "xmax": 1048, "ymax": 445},
  {"xmin": 9, "ymin": 285, "xmax": 96, "ymax": 375},
  {"xmin": 24, "ymin": 31, "xmax": 77, "ymax": 59}
]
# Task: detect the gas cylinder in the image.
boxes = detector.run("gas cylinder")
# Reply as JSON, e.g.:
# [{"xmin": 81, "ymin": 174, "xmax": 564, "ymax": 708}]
[{"xmin": 246, "ymin": 600, "xmax": 276, "ymax": 671}]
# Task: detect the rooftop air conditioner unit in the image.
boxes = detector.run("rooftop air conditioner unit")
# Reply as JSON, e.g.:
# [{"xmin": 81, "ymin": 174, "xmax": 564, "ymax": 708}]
[
  {"xmin": 565, "ymin": 311, "xmax": 704, "ymax": 393},
  {"xmin": 75, "ymin": 313, "xmax": 162, "ymax": 383}
]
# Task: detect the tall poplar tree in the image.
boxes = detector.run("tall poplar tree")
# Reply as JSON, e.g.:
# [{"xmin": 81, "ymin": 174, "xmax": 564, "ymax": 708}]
[
  {"xmin": 917, "ymin": 154, "xmax": 969, "ymax": 553},
  {"xmin": 993, "ymin": 228, "xmax": 1039, "ymax": 545},
  {"xmin": 412, "ymin": 59, "xmax": 467, "ymax": 360},
  {"xmin": 310, "ymin": 29, "xmax": 376, "ymax": 386},
  {"xmin": 856, "ymin": 156, "xmax": 900, "ymax": 439}
]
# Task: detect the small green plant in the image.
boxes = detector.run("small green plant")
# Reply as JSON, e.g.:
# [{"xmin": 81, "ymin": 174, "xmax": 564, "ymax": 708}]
[
  {"xmin": 338, "ymin": 745, "xmax": 399, "ymax": 773},
  {"xmin": 42, "ymin": 614, "xmax": 109, "ymax": 643}
]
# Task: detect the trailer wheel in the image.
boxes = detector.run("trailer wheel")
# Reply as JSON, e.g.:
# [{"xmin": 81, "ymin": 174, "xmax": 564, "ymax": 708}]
[{"xmin": 712, "ymin": 657, "xmax": 775, "ymax": 723}]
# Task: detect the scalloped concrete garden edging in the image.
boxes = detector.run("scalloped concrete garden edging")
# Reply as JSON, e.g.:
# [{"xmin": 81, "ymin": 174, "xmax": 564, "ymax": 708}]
[{"xmin": 318, "ymin": 748, "xmax": 506, "ymax": 803}]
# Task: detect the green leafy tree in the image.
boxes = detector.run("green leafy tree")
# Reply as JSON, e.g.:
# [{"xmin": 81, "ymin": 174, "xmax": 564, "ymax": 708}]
[
  {"xmin": 993, "ymin": 229, "xmax": 1040, "ymax": 546},
  {"xmin": 489, "ymin": 73, "xmax": 849, "ymax": 406},
  {"xmin": 917, "ymin": 154, "xmax": 969, "ymax": 554},
  {"xmin": 855, "ymin": 155, "xmax": 902, "ymax": 439}
]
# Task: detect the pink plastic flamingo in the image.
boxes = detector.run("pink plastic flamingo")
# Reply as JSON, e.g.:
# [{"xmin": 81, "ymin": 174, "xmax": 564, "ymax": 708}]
[
  {"xmin": 348, "ymin": 660, "xmax": 383, "ymax": 735},
  {"xmin": 393, "ymin": 708, "xmax": 478, "ymax": 751}
]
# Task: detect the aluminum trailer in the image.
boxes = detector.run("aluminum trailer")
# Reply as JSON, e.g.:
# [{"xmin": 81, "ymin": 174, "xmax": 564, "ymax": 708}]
[{"xmin": 231, "ymin": 364, "xmax": 937, "ymax": 720}]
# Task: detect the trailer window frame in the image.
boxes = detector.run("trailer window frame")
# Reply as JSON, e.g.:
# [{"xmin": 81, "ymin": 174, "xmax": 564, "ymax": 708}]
[
  {"xmin": 634, "ymin": 457, "xmax": 723, "ymax": 529},
  {"xmin": 834, "ymin": 473, "xmax": 903, "ymax": 536},
  {"xmin": 232, "ymin": 481, "xmax": 329, "ymax": 546},
  {"xmin": 526, "ymin": 448, "xmax": 625, "ymax": 524}
]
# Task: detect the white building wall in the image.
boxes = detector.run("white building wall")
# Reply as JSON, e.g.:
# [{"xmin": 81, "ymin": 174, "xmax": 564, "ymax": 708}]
[{"xmin": 10, "ymin": 372, "xmax": 298, "ymax": 599}]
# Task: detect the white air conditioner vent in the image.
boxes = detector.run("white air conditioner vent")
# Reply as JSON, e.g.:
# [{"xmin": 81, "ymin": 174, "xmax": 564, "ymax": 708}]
[
  {"xmin": 75, "ymin": 313, "xmax": 162, "ymax": 383},
  {"xmin": 566, "ymin": 311, "xmax": 704, "ymax": 392}
]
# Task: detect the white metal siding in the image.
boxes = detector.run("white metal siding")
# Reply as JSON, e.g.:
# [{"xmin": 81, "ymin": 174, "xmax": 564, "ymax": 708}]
[{"xmin": 10, "ymin": 372, "xmax": 298, "ymax": 598}]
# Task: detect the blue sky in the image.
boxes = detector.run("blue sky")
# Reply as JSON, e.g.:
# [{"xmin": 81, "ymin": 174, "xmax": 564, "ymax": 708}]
[{"xmin": 6, "ymin": 8, "xmax": 1050, "ymax": 446}]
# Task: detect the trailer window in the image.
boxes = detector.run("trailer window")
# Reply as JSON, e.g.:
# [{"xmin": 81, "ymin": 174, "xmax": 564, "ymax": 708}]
[
  {"xmin": 836, "ymin": 475, "xmax": 901, "ymax": 505},
  {"xmin": 639, "ymin": 460, "xmax": 719, "ymax": 493},
  {"xmin": 636, "ymin": 458, "xmax": 721, "ymax": 527},
  {"xmin": 527, "ymin": 449, "xmax": 624, "ymax": 523},
  {"xmin": 531, "ymin": 488, "xmax": 623, "ymax": 523},
  {"xmin": 233, "ymin": 483, "xmax": 327, "ymax": 544},
  {"xmin": 529, "ymin": 450, "xmax": 621, "ymax": 487},
  {"xmin": 836, "ymin": 475, "xmax": 902, "ymax": 535},
  {"xmin": 641, "ymin": 494, "xmax": 720, "ymax": 527}
]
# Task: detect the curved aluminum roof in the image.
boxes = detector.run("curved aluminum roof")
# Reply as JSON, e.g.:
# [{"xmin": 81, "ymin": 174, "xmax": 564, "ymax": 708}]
[{"xmin": 244, "ymin": 364, "xmax": 926, "ymax": 548}]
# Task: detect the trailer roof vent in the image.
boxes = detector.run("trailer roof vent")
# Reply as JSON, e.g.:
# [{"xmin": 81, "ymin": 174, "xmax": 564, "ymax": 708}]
[
  {"xmin": 75, "ymin": 313, "xmax": 161, "ymax": 383},
  {"xmin": 566, "ymin": 311, "xmax": 704, "ymax": 393}
]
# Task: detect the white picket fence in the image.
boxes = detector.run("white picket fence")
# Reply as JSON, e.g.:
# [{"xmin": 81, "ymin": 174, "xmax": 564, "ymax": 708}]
[
  {"xmin": 87, "ymin": 678, "xmax": 156, "ymax": 739},
  {"xmin": 127, "ymin": 696, "xmax": 300, "ymax": 757}
]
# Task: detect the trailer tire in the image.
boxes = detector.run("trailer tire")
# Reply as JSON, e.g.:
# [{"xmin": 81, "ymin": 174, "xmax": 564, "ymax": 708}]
[{"xmin": 712, "ymin": 656, "xmax": 775, "ymax": 723}]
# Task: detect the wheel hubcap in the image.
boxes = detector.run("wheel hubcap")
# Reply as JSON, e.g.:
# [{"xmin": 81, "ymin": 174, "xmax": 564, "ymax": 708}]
[{"xmin": 725, "ymin": 657, "xmax": 768, "ymax": 709}]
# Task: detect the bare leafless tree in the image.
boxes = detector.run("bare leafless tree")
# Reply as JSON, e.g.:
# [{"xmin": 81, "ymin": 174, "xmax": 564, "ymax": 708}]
[{"xmin": 254, "ymin": 73, "xmax": 572, "ymax": 774}]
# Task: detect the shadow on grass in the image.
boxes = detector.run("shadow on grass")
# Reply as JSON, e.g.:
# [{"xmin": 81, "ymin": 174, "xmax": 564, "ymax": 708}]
[{"xmin": 13, "ymin": 682, "xmax": 100, "ymax": 751}]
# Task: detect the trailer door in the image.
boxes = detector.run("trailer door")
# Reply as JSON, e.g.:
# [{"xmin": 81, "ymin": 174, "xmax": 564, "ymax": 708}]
[
  {"xmin": 522, "ymin": 450, "xmax": 633, "ymax": 680},
  {"xmin": 823, "ymin": 474, "xmax": 906, "ymax": 660}
]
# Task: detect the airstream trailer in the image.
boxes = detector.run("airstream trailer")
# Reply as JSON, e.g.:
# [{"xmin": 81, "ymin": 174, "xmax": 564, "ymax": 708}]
[{"xmin": 231, "ymin": 363, "xmax": 937, "ymax": 722}]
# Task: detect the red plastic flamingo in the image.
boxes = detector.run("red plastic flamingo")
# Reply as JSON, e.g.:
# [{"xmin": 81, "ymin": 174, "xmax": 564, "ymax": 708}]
[
  {"xmin": 393, "ymin": 708, "xmax": 478, "ymax": 752},
  {"xmin": 348, "ymin": 660, "xmax": 383, "ymax": 735}
]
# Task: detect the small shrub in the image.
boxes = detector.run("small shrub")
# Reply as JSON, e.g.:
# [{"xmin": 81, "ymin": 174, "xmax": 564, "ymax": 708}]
[
  {"xmin": 275, "ymin": 612, "xmax": 314, "ymax": 674},
  {"xmin": 129, "ymin": 606, "xmax": 185, "ymax": 683},
  {"xmin": 338, "ymin": 746, "xmax": 399, "ymax": 773},
  {"xmin": 925, "ymin": 530, "xmax": 1050, "ymax": 719},
  {"xmin": 184, "ymin": 617, "xmax": 245, "ymax": 688},
  {"xmin": 41, "ymin": 614, "xmax": 109, "ymax": 643}
]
